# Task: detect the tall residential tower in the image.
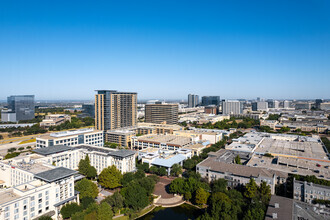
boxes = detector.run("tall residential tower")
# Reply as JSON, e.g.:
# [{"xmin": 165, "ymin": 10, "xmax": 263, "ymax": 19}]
[
  {"xmin": 188, "ymin": 94, "xmax": 199, "ymax": 108},
  {"xmin": 95, "ymin": 90, "xmax": 137, "ymax": 130}
]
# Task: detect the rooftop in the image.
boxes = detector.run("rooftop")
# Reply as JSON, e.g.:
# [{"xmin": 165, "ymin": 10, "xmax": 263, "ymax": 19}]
[
  {"xmin": 265, "ymin": 195, "xmax": 293, "ymax": 220},
  {"xmin": 136, "ymin": 134, "xmax": 191, "ymax": 147},
  {"xmin": 33, "ymin": 145, "xmax": 73, "ymax": 156},
  {"xmin": 151, "ymin": 154, "xmax": 186, "ymax": 168},
  {"xmin": 38, "ymin": 128, "xmax": 101, "ymax": 139},
  {"xmin": 75, "ymin": 145, "xmax": 136, "ymax": 158},
  {"xmin": 35, "ymin": 167, "xmax": 77, "ymax": 183}
]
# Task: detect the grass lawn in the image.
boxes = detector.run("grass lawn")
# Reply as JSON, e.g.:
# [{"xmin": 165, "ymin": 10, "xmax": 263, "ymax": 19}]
[{"xmin": 19, "ymin": 138, "xmax": 36, "ymax": 145}]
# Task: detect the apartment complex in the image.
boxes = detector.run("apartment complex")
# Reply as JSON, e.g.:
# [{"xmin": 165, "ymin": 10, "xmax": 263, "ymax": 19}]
[
  {"xmin": 222, "ymin": 100, "xmax": 243, "ymax": 115},
  {"xmin": 145, "ymin": 103, "xmax": 178, "ymax": 125},
  {"xmin": 294, "ymin": 180, "xmax": 330, "ymax": 204},
  {"xmin": 0, "ymin": 155, "xmax": 78, "ymax": 220},
  {"xmin": 252, "ymin": 101, "xmax": 268, "ymax": 111},
  {"xmin": 36, "ymin": 128, "xmax": 104, "ymax": 148},
  {"xmin": 188, "ymin": 94, "xmax": 199, "ymax": 108},
  {"xmin": 95, "ymin": 90, "xmax": 137, "ymax": 130},
  {"xmin": 33, "ymin": 145, "xmax": 136, "ymax": 174}
]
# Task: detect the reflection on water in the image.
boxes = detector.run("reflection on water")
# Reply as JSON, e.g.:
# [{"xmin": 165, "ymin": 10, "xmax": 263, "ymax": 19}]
[{"xmin": 138, "ymin": 203, "xmax": 203, "ymax": 220}]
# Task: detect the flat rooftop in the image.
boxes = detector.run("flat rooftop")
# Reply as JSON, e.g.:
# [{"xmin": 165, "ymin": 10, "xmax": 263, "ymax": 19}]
[
  {"xmin": 198, "ymin": 155, "xmax": 288, "ymax": 179},
  {"xmin": 0, "ymin": 189, "xmax": 20, "ymax": 204},
  {"xmin": 247, "ymin": 155, "xmax": 330, "ymax": 180},
  {"xmin": 35, "ymin": 167, "xmax": 77, "ymax": 183},
  {"xmin": 33, "ymin": 145, "xmax": 73, "ymax": 156},
  {"xmin": 255, "ymin": 137, "xmax": 328, "ymax": 160},
  {"xmin": 136, "ymin": 134, "xmax": 191, "ymax": 146},
  {"xmin": 39, "ymin": 128, "xmax": 101, "ymax": 139},
  {"xmin": 2, "ymin": 160, "xmax": 53, "ymax": 174},
  {"xmin": 75, "ymin": 145, "xmax": 136, "ymax": 158}
]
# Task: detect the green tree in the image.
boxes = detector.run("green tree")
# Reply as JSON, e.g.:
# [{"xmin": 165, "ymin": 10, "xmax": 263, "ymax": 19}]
[
  {"xmin": 211, "ymin": 178, "xmax": 228, "ymax": 193},
  {"xmin": 169, "ymin": 178, "xmax": 186, "ymax": 194},
  {"xmin": 121, "ymin": 184, "xmax": 149, "ymax": 211},
  {"xmin": 244, "ymin": 178, "xmax": 258, "ymax": 199},
  {"xmin": 158, "ymin": 167, "xmax": 167, "ymax": 176},
  {"xmin": 103, "ymin": 191, "xmax": 124, "ymax": 212},
  {"xmin": 75, "ymin": 179, "xmax": 99, "ymax": 199},
  {"xmin": 78, "ymin": 155, "xmax": 91, "ymax": 176},
  {"xmin": 195, "ymin": 187, "xmax": 210, "ymax": 205},
  {"xmin": 98, "ymin": 165, "xmax": 123, "ymax": 189},
  {"xmin": 149, "ymin": 166, "xmax": 159, "ymax": 174},
  {"xmin": 234, "ymin": 155, "xmax": 241, "ymax": 164},
  {"xmin": 80, "ymin": 196, "xmax": 96, "ymax": 209},
  {"xmin": 209, "ymin": 192, "xmax": 232, "ymax": 219},
  {"xmin": 60, "ymin": 203, "xmax": 82, "ymax": 219},
  {"xmin": 97, "ymin": 202, "xmax": 113, "ymax": 220},
  {"xmin": 183, "ymin": 159, "xmax": 198, "ymax": 170},
  {"xmin": 258, "ymin": 181, "xmax": 271, "ymax": 203},
  {"xmin": 86, "ymin": 166, "xmax": 97, "ymax": 179},
  {"xmin": 170, "ymin": 164, "xmax": 182, "ymax": 177},
  {"xmin": 121, "ymin": 172, "xmax": 135, "ymax": 187},
  {"xmin": 184, "ymin": 191, "xmax": 192, "ymax": 201}
]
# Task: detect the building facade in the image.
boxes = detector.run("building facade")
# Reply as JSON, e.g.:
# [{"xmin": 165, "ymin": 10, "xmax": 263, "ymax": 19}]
[
  {"xmin": 6, "ymin": 95, "xmax": 35, "ymax": 122},
  {"xmin": 293, "ymin": 180, "xmax": 330, "ymax": 204},
  {"xmin": 95, "ymin": 90, "xmax": 137, "ymax": 130},
  {"xmin": 188, "ymin": 94, "xmax": 199, "ymax": 108},
  {"xmin": 145, "ymin": 103, "xmax": 178, "ymax": 125},
  {"xmin": 36, "ymin": 128, "xmax": 104, "ymax": 148},
  {"xmin": 222, "ymin": 100, "xmax": 243, "ymax": 115},
  {"xmin": 201, "ymin": 96, "xmax": 220, "ymax": 106}
]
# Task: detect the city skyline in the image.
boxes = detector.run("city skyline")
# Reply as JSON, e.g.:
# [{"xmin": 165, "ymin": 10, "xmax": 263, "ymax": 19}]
[{"xmin": 1, "ymin": 0, "xmax": 330, "ymax": 100}]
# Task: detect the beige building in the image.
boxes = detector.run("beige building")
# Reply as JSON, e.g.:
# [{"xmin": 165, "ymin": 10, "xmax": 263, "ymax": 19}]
[
  {"xmin": 132, "ymin": 134, "xmax": 192, "ymax": 150},
  {"xmin": 260, "ymin": 120, "xmax": 279, "ymax": 129},
  {"xmin": 95, "ymin": 90, "xmax": 137, "ymax": 130},
  {"xmin": 40, "ymin": 114, "xmax": 71, "ymax": 128},
  {"xmin": 145, "ymin": 103, "xmax": 178, "ymax": 125}
]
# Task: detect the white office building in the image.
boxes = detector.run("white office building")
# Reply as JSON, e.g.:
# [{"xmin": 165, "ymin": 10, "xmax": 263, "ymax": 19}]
[{"xmin": 36, "ymin": 128, "xmax": 103, "ymax": 148}]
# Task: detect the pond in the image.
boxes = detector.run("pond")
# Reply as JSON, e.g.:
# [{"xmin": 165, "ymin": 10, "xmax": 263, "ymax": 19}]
[{"xmin": 137, "ymin": 204, "xmax": 203, "ymax": 220}]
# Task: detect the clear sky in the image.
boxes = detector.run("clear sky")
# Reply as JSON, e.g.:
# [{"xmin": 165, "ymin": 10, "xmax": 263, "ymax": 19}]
[{"xmin": 0, "ymin": 0, "xmax": 329, "ymax": 101}]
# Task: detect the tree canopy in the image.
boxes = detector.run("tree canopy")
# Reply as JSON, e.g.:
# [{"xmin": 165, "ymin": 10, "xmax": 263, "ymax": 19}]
[{"xmin": 98, "ymin": 165, "xmax": 123, "ymax": 189}]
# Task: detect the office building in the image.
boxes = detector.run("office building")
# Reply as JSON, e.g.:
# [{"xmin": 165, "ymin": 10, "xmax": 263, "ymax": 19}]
[
  {"xmin": 283, "ymin": 100, "xmax": 291, "ymax": 109},
  {"xmin": 252, "ymin": 101, "xmax": 268, "ymax": 111},
  {"xmin": 82, "ymin": 103, "xmax": 95, "ymax": 118},
  {"xmin": 295, "ymin": 102, "xmax": 311, "ymax": 110},
  {"xmin": 5, "ymin": 95, "xmax": 35, "ymax": 122},
  {"xmin": 0, "ymin": 109, "xmax": 16, "ymax": 122},
  {"xmin": 188, "ymin": 94, "xmax": 199, "ymax": 108},
  {"xmin": 201, "ymin": 96, "xmax": 220, "ymax": 106},
  {"xmin": 315, "ymin": 99, "xmax": 323, "ymax": 109},
  {"xmin": 320, "ymin": 102, "xmax": 330, "ymax": 111},
  {"xmin": 267, "ymin": 100, "xmax": 279, "ymax": 109},
  {"xmin": 222, "ymin": 100, "xmax": 243, "ymax": 115},
  {"xmin": 145, "ymin": 103, "xmax": 178, "ymax": 125},
  {"xmin": 204, "ymin": 105, "xmax": 218, "ymax": 114},
  {"xmin": 36, "ymin": 128, "xmax": 104, "ymax": 148},
  {"xmin": 95, "ymin": 90, "xmax": 137, "ymax": 130}
]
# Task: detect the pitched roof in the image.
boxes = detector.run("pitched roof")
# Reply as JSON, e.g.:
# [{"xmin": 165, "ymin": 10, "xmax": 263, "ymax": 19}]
[{"xmin": 33, "ymin": 145, "xmax": 73, "ymax": 156}]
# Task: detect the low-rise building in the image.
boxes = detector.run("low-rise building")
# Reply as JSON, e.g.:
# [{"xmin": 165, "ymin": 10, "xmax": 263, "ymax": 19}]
[
  {"xmin": 196, "ymin": 150, "xmax": 288, "ymax": 194},
  {"xmin": 40, "ymin": 114, "xmax": 71, "ymax": 128},
  {"xmin": 36, "ymin": 128, "xmax": 104, "ymax": 148},
  {"xmin": 33, "ymin": 145, "xmax": 137, "ymax": 174},
  {"xmin": 132, "ymin": 134, "xmax": 192, "ymax": 151},
  {"xmin": 294, "ymin": 180, "xmax": 330, "ymax": 204},
  {"xmin": 260, "ymin": 120, "xmax": 279, "ymax": 129}
]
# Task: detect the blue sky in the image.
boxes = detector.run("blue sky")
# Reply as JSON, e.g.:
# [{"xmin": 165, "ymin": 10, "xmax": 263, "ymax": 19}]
[{"xmin": 0, "ymin": 0, "xmax": 329, "ymax": 100}]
